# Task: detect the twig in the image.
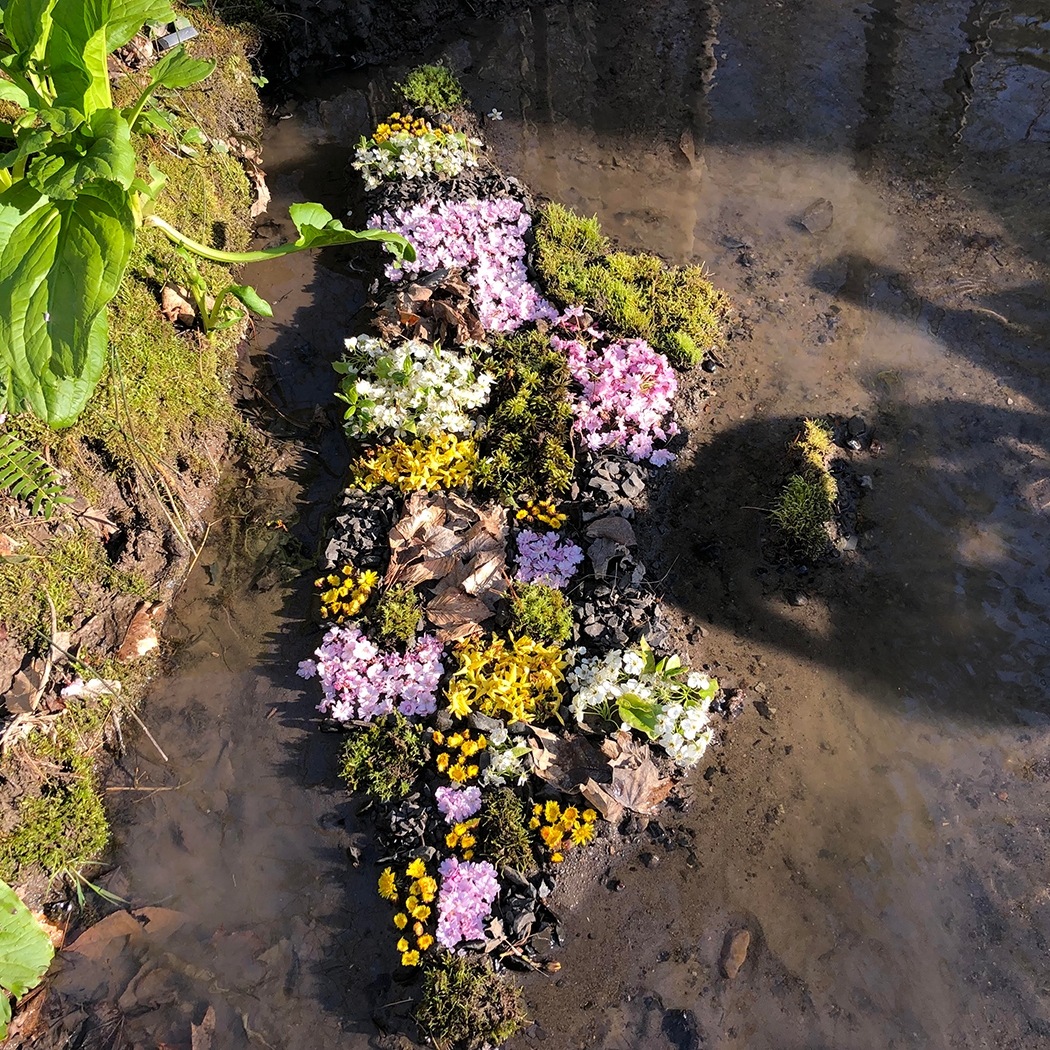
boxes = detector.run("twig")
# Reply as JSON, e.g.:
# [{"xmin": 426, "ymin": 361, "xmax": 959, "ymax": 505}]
[
  {"xmin": 32, "ymin": 590, "xmax": 58, "ymax": 710},
  {"xmin": 126, "ymin": 707, "xmax": 168, "ymax": 762}
]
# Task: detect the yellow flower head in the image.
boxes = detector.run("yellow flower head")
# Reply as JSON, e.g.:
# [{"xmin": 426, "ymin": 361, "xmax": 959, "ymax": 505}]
[
  {"xmin": 393, "ymin": 912, "xmax": 408, "ymax": 929},
  {"xmin": 417, "ymin": 933, "xmax": 434, "ymax": 951},
  {"xmin": 405, "ymin": 895, "xmax": 419, "ymax": 912},
  {"xmin": 436, "ymin": 753, "xmax": 450, "ymax": 773},
  {"xmin": 411, "ymin": 904, "xmax": 431, "ymax": 921},
  {"xmin": 401, "ymin": 949, "xmax": 421, "ymax": 967},
  {"xmin": 417, "ymin": 876, "xmax": 437, "ymax": 902},
  {"xmin": 583, "ymin": 809, "xmax": 598, "ymax": 823},
  {"xmin": 378, "ymin": 868, "xmax": 398, "ymax": 901},
  {"xmin": 551, "ymin": 852, "xmax": 564, "ymax": 863},
  {"xmin": 432, "ymin": 730, "xmax": 445, "ymax": 745},
  {"xmin": 562, "ymin": 806, "xmax": 579, "ymax": 826},
  {"xmin": 571, "ymin": 822, "xmax": 595, "ymax": 846},
  {"xmin": 448, "ymin": 763, "xmax": 468, "ymax": 783},
  {"xmin": 544, "ymin": 800, "xmax": 561, "ymax": 824},
  {"xmin": 448, "ymin": 733, "xmax": 464, "ymax": 748},
  {"xmin": 406, "ymin": 858, "xmax": 426, "ymax": 879},
  {"xmin": 397, "ymin": 937, "xmax": 409, "ymax": 953}
]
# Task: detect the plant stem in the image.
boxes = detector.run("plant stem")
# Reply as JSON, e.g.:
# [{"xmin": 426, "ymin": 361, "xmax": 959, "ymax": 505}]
[{"xmin": 147, "ymin": 215, "xmax": 317, "ymax": 264}]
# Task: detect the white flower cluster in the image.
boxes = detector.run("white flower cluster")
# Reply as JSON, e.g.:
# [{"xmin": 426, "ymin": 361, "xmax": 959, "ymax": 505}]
[
  {"xmin": 480, "ymin": 724, "xmax": 531, "ymax": 787},
  {"xmin": 338, "ymin": 335, "xmax": 494, "ymax": 439},
  {"xmin": 567, "ymin": 648, "xmax": 717, "ymax": 768},
  {"xmin": 352, "ymin": 131, "xmax": 480, "ymax": 191}
]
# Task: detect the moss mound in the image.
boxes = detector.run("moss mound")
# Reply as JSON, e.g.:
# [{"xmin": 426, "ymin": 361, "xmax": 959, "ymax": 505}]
[
  {"xmin": 371, "ymin": 585, "xmax": 423, "ymax": 648},
  {"xmin": 478, "ymin": 787, "xmax": 535, "ymax": 874},
  {"xmin": 474, "ymin": 329, "xmax": 575, "ymax": 502},
  {"xmin": 340, "ymin": 714, "xmax": 429, "ymax": 803},
  {"xmin": 510, "ymin": 583, "xmax": 572, "ymax": 644},
  {"xmin": 771, "ymin": 419, "xmax": 839, "ymax": 558},
  {"xmin": 397, "ymin": 63, "xmax": 466, "ymax": 111},
  {"xmin": 535, "ymin": 202, "xmax": 730, "ymax": 367},
  {"xmin": 416, "ymin": 954, "xmax": 527, "ymax": 1050}
]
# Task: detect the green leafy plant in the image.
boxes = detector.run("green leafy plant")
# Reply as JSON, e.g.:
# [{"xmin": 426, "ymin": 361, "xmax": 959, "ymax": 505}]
[
  {"xmin": 371, "ymin": 584, "xmax": 422, "ymax": 647},
  {"xmin": 416, "ymin": 953, "xmax": 527, "ymax": 1050},
  {"xmin": 474, "ymin": 329, "xmax": 574, "ymax": 501},
  {"xmin": 0, "ymin": 4, "xmax": 414, "ymax": 426},
  {"xmin": 339, "ymin": 713, "xmax": 428, "ymax": 803},
  {"xmin": 770, "ymin": 418, "xmax": 837, "ymax": 558},
  {"xmin": 510, "ymin": 582, "xmax": 572, "ymax": 644},
  {"xmin": 396, "ymin": 63, "xmax": 465, "ymax": 111},
  {"xmin": 0, "ymin": 431, "xmax": 71, "ymax": 517},
  {"xmin": 0, "ymin": 878, "xmax": 54, "ymax": 1039},
  {"xmin": 534, "ymin": 202, "xmax": 730, "ymax": 367}
]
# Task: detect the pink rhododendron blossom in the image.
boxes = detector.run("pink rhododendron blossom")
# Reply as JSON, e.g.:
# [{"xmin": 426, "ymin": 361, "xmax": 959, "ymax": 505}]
[
  {"xmin": 371, "ymin": 198, "xmax": 558, "ymax": 332},
  {"xmin": 435, "ymin": 785, "xmax": 483, "ymax": 824},
  {"xmin": 436, "ymin": 857, "xmax": 500, "ymax": 948},
  {"xmin": 298, "ymin": 626, "xmax": 444, "ymax": 722},
  {"xmin": 552, "ymin": 324, "xmax": 679, "ymax": 466}
]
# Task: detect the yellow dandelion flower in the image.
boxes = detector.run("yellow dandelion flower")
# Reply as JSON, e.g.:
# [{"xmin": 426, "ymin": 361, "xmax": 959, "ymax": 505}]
[
  {"xmin": 418, "ymin": 933, "xmax": 434, "ymax": 950},
  {"xmin": 397, "ymin": 937, "xmax": 409, "ymax": 952},
  {"xmin": 448, "ymin": 733, "xmax": 464, "ymax": 748},
  {"xmin": 583, "ymin": 809, "xmax": 598, "ymax": 823},
  {"xmin": 436, "ymin": 753, "xmax": 450, "ymax": 773},
  {"xmin": 467, "ymin": 765, "xmax": 479, "ymax": 778},
  {"xmin": 417, "ymin": 876, "xmax": 437, "ymax": 902},
  {"xmin": 544, "ymin": 801, "xmax": 561, "ymax": 824},
  {"xmin": 460, "ymin": 834, "xmax": 476, "ymax": 849},
  {"xmin": 378, "ymin": 868, "xmax": 398, "ymax": 901},
  {"xmin": 393, "ymin": 913, "xmax": 408, "ymax": 929},
  {"xmin": 571, "ymin": 823, "xmax": 594, "ymax": 846},
  {"xmin": 529, "ymin": 817, "xmax": 540, "ymax": 829},
  {"xmin": 411, "ymin": 904, "xmax": 431, "ymax": 921},
  {"xmin": 432, "ymin": 730, "xmax": 445, "ymax": 744},
  {"xmin": 406, "ymin": 858, "xmax": 426, "ymax": 879},
  {"xmin": 449, "ymin": 764, "xmax": 468, "ymax": 783},
  {"xmin": 562, "ymin": 807, "xmax": 579, "ymax": 825},
  {"xmin": 401, "ymin": 949, "xmax": 420, "ymax": 967},
  {"xmin": 405, "ymin": 895, "xmax": 419, "ymax": 912},
  {"xmin": 446, "ymin": 830, "xmax": 459, "ymax": 848}
]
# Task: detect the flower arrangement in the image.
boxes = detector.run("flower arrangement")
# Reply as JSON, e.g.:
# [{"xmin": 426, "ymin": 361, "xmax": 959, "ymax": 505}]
[
  {"xmin": 373, "ymin": 198, "xmax": 558, "ymax": 332},
  {"xmin": 379, "ymin": 857, "xmax": 438, "ymax": 966},
  {"xmin": 313, "ymin": 564, "xmax": 379, "ymax": 622},
  {"xmin": 435, "ymin": 784, "xmax": 483, "ymax": 824},
  {"xmin": 432, "ymin": 728, "xmax": 487, "ymax": 783},
  {"xmin": 566, "ymin": 638, "xmax": 719, "ymax": 767},
  {"xmin": 435, "ymin": 856, "xmax": 501, "ymax": 948},
  {"xmin": 552, "ymin": 318, "xmax": 679, "ymax": 466},
  {"xmin": 446, "ymin": 635, "xmax": 567, "ymax": 724},
  {"xmin": 334, "ymin": 335, "xmax": 494, "ymax": 439},
  {"xmin": 514, "ymin": 529, "xmax": 584, "ymax": 589},
  {"xmin": 353, "ymin": 112, "xmax": 480, "ymax": 191},
  {"xmin": 530, "ymin": 801, "xmax": 597, "ymax": 862},
  {"xmin": 298, "ymin": 627, "xmax": 445, "ymax": 722},
  {"xmin": 513, "ymin": 496, "xmax": 566, "ymax": 528},
  {"xmin": 353, "ymin": 433, "xmax": 478, "ymax": 493}
]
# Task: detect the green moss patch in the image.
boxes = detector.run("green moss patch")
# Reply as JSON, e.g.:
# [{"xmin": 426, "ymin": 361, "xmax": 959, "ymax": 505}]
[
  {"xmin": 474, "ymin": 329, "xmax": 574, "ymax": 502},
  {"xmin": 416, "ymin": 954, "xmax": 527, "ymax": 1050},
  {"xmin": 770, "ymin": 419, "xmax": 839, "ymax": 558},
  {"xmin": 371, "ymin": 585, "xmax": 422, "ymax": 648},
  {"xmin": 340, "ymin": 714, "xmax": 429, "ymax": 803},
  {"xmin": 535, "ymin": 202, "xmax": 731, "ymax": 367},
  {"xmin": 478, "ymin": 787, "xmax": 534, "ymax": 874},
  {"xmin": 510, "ymin": 583, "xmax": 572, "ymax": 645},
  {"xmin": 397, "ymin": 64, "xmax": 466, "ymax": 111}
]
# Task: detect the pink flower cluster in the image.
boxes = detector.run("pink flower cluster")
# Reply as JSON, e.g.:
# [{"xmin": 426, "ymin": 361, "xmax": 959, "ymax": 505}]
[
  {"xmin": 436, "ymin": 857, "xmax": 501, "ymax": 948},
  {"xmin": 552, "ymin": 329, "xmax": 679, "ymax": 466},
  {"xmin": 435, "ymin": 785, "xmax": 483, "ymax": 825},
  {"xmin": 372, "ymin": 198, "xmax": 558, "ymax": 332},
  {"xmin": 515, "ymin": 529, "xmax": 584, "ymax": 589},
  {"xmin": 297, "ymin": 626, "xmax": 444, "ymax": 722}
]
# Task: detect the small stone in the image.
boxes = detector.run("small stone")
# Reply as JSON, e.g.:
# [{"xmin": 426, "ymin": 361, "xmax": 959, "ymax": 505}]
[
  {"xmin": 622, "ymin": 475, "xmax": 645, "ymax": 499},
  {"xmin": 701, "ymin": 358, "xmax": 717, "ymax": 373},
  {"xmin": 789, "ymin": 592, "xmax": 808, "ymax": 607},
  {"xmin": 642, "ymin": 852, "xmax": 660, "ymax": 869},
  {"xmin": 584, "ymin": 622, "xmax": 603, "ymax": 638},
  {"xmin": 801, "ymin": 198, "xmax": 834, "ymax": 233},
  {"xmin": 720, "ymin": 929, "xmax": 750, "ymax": 979},
  {"xmin": 609, "ymin": 879, "xmax": 626, "ymax": 892},
  {"xmin": 860, "ymin": 475, "xmax": 873, "ymax": 490},
  {"xmin": 847, "ymin": 415, "xmax": 867, "ymax": 437}
]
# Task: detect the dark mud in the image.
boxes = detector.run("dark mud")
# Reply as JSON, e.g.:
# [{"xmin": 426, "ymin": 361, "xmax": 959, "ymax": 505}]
[{"xmin": 30, "ymin": 2, "xmax": 1050, "ymax": 1048}]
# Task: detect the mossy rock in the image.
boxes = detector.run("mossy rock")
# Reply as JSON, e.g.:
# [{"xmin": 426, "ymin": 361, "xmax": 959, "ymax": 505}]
[
  {"xmin": 535, "ymin": 203, "xmax": 731, "ymax": 367},
  {"xmin": 416, "ymin": 954, "xmax": 527, "ymax": 1050}
]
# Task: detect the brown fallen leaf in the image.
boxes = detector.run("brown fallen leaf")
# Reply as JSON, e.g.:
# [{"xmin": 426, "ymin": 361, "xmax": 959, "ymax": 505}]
[
  {"xmin": 116, "ymin": 601, "xmax": 165, "ymax": 663},
  {"xmin": 586, "ymin": 515, "xmax": 637, "ymax": 547},
  {"xmin": 191, "ymin": 1004, "xmax": 216, "ymax": 1050},
  {"xmin": 528, "ymin": 727, "xmax": 610, "ymax": 794},
  {"xmin": 426, "ymin": 590, "xmax": 491, "ymax": 632},
  {"xmin": 608, "ymin": 756, "xmax": 672, "ymax": 814},
  {"xmin": 31, "ymin": 909, "xmax": 66, "ymax": 949},
  {"xmin": 580, "ymin": 778, "xmax": 624, "ymax": 824},
  {"xmin": 160, "ymin": 284, "xmax": 196, "ymax": 327}
]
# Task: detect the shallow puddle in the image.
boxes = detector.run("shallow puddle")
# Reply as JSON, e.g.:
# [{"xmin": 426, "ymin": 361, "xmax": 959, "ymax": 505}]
[{"xmin": 50, "ymin": 2, "xmax": 1050, "ymax": 1048}]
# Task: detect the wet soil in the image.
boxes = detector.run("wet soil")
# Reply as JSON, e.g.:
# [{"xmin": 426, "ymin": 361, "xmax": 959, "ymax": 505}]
[{"xmin": 29, "ymin": 2, "xmax": 1050, "ymax": 1048}]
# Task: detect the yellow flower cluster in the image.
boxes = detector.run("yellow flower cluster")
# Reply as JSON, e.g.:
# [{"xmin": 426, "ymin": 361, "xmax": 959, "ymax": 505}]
[
  {"xmin": 446, "ymin": 635, "xmax": 567, "ymax": 724},
  {"xmin": 515, "ymin": 496, "xmax": 566, "ymax": 528},
  {"xmin": 433, "ymin": 728, "xmax": 487, "ymax": 783},
  {"xmin": 530, "ymin": 801, "xmax": 597, "ymax": 862},
  {"xmin": 372, "ymin": 111, "xmax": 454, "ymax": 144},
  {"xmin": 378, "ymin": 858, "xmax": 438, "ymax": 966},
  {"xmin": 313, "ymin": 564, "xmax": 379, "ymax": 622},
  {"xmin": 445, "ymin": 817, "xmax": 480, "ymax": 858},
  {"xmin": 354, "ymin": 433, "xmax": 477, "ymax": 493}
]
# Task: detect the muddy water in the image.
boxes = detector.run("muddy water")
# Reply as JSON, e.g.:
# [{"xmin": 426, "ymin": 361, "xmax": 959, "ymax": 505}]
[{"xmin": 53, "ymin": 3, "xmax": 1050, "ymax": 1048}]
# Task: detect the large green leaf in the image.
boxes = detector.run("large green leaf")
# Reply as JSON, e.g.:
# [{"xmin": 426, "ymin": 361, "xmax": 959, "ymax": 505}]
[
  {"xmin": 105, "ymin": 0, "xmax": 174, "ymax": 53},
  {"xmin": 288, "ymin": 201, "xmax": 417, "ymax": 262},
  {"xmin": 46, "ymin": 0, "xmax": 112, "ymax": 113},
  {"xmin": 0, "ymin": 878, "xmax": 54, "ymax": 1038},
  {"xmin": 0, "ymin": 178, "xmax": 134, "ymax": 426},
  {"xmin": 147, "ymin": 42, "xmax": 214, "ymax": 90},
  {"xmin": 27, "ymin": 109, "xmax": 134, "ymax": 198},
  {"xmin": 617, "ymin": 694, "xmax": 659, "ymax": 739},
  {"xmin": 3, "ymin": 0, "xmax": 59, "ymax": 68}
]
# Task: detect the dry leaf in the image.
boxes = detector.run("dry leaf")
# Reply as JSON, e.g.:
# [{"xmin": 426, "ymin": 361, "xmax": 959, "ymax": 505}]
[
  {"xmin": 116, "ymin": 601, "xmax": 165, "ymax": 663},
  {"xmin": 191, "ymin": 1004, "xmax": 216, "ymax": 1050},
  {"xmin": 586, "ymin": 515, "xmax": 637, "ymax": 546},
  {"xmin": 608, "ymin": 757, "xmax": 672, "ymax": 814},
  {"xmin": 161, "ymin": 284, "xmax": 196, "ymax": 327},
  {"xmin": 426, "ymin": 590, "xmax": 491, "ymax": 629},
  {"xmin": 580, "ymin": 778, "xmax": 624, "ymax": 824},
  {"xmin": 528, "ymin": 728, "xmax": 609, "ymax": 794},
  {"xmin": 587, "ymin": 536, "xmax": 622, "ymax": 578}
]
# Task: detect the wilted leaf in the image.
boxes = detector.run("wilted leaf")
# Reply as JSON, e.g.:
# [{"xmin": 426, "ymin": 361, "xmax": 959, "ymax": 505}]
[
  {"xmin": 528, "ymin": 727, "xmax": 609, "ymax": 793},
  {"xmin": 579, "ymin": 778, "xmax": 623, "ymax": 824},
  {"xmin": 161, "ymin": 284, "xmax": 195, "ymax": 326},
  {"xmin": 608, "ymin": 757, "xmax": 672, "ymax": 814},
  {"xmin": 586, "ymin": 515, "xmax": 637, "ymax": 546},
  {"xmin": 426, "ymin": 590, "xmax": 490, "ymax": 631}
]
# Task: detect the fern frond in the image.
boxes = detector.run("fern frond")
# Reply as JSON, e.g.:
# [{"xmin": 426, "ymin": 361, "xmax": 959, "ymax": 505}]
[{"xmin": 0, "ymin": 433, "xmax": 72, "ymax": 519}]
